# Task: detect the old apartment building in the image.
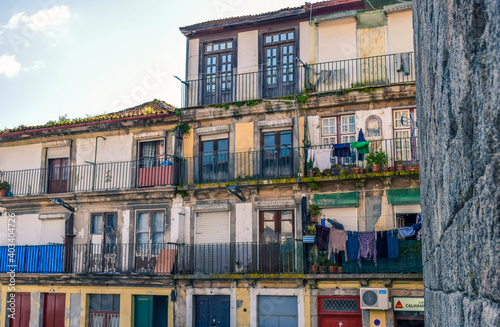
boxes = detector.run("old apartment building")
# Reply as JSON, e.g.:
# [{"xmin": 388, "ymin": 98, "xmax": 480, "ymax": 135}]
[{"xmin": 0, "ymin": 1, "xmax": 423, "ymax": 326}]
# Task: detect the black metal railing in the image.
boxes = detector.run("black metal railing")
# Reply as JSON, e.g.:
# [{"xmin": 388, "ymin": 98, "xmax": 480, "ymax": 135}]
[
  {"xmin": 182, "ymin": 52, "xmax": 414, "ymax": 107},
  {"xmin": 0, "ymin": 241, "xmax": 303, "ymax": 275},
  {"xmin": 0, "ymin": 155, "xmax": 180, "ymax": 196},
  {"xmin": 305, "ymin": 239, "xmax": 422, "ymax": 274},
  {"xmin": 180, "ymin": 148, "xmax": 302, "ymax": 184}
]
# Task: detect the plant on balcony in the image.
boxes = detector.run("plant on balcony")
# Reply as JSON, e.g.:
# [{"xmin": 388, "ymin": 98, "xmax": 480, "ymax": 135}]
[
  {"xmin": 309, "ymin": 181, "xmax": 319, "ymax": 192},
  {"xmin": 330, "ymin": 164, "xmax": 341, "ymax": 175},
  {"xmin": 327, "ymin": 260, "xmax": 336, "ymax": 274},
  {"xmin": 308, "ymin": 204, "xmax": 321, "ymax": 222},
  {"xmin": 0, "ymin": 181, "xmax": 9, "ymax": 197},
  {"xmin": 172, "ymin": 122, "xmax": 191, "ymax": 137},
  {"xmin": 307, "ymin": 159, "xmax": 314, "ymax": 176},
  {"xmin": 376, "ymin": 150, "xmax": 388, "ymax": 170},
  {"xmin": 321, "ymin": 168, "xmax": 331, "ymax": 177},
  {"xmin": 309, "ymin": 249, "xmax": 317, "ymax": 274},
  {"xmin": 312, "ymin": 167, "xmax": 320, "ymax": 176},
  {"xmin": 305, "ymin": 224, "xmax": 317, "ymax": 236},
  {"xmin": 340, "ymin": 169, "xmax": 349, "ymax": 176},
  {"xmin": 396, "ymin": 159, "xmax": 404, "ymax": 171},
  {"xmin": 318, "ymin": 251, "xmax": 329, "ymax": 274}
]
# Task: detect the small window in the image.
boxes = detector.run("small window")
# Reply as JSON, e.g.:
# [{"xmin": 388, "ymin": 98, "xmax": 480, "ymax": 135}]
[
  {"xmin": 322, "ymin": 118, "xmax": 336, "ymax": 136},
  {"xmin": 341, "ymin": 115, "xmax": 355, "ymax": 134},
  {"xmin": 394, "ymin": 110, "xmax": 410, "ymax": 128},
  {"xmin": 366, "ymin": 116, "xmax": 381, "ymax": 137}
]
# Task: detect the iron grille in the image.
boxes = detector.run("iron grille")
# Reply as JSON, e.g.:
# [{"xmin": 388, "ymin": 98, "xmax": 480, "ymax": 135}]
[{"xmin": 323, "ymin": 299, "xmax": 358, "ymax": 312}]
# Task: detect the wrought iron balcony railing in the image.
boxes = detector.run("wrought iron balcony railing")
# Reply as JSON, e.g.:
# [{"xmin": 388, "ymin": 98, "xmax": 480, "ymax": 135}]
[{"xmin": 181, "ymin": 52, "xmax": 415, "ymax": 107}]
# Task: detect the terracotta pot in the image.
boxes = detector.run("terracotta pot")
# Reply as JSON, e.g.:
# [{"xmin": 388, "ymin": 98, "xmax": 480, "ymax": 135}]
[
  {"xmin": 397, "ymin": 164, "xmax": 404, "ymax": 171},
  {"xmin": 359, "ymin": 169, "xmax": 364, "ymax": 174},
  {"xmin": 308, "ymin": 169, "xmax": 314, "ymax": 176},
  {"xmin": 405, "ymin": 166, "xmax": 412, "ymax": 171},
  {"xmin": 337, "ymin": 266, "xmax": 343, "ymax": 274},
  {"xmin": 328, "ymin": 266, "xmax": 334, "ymax": 274},
  {"xmin": 352, "ymin": 167, "xmax": 360, "ymax": 174},
  {"xmin": 310, "ymin": 265, "xmax": 317, "ymax": 274},
  {"xmin": 0, "ymin": 190, "xmax": 7, "ymax": 197},
  {"xmin": 383, "ymin": 167, "xmax": 390, "ymax": 172},
  {"xmin": 372, "ymin": 164, "xmax": 380, "ymax": 172},
  {"xmin": 412, "ymin": 165, "xmax": 419, "ymax": 170}
]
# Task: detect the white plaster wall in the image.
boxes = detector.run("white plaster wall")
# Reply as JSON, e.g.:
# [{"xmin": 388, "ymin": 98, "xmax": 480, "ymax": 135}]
[
  {"xmin": 355, "ymin": 107, "xmax": 394, "ymax": 141},
  {"xmin": 122, "ymin": 210, "xmax": 130, "ymax": 244},
  {"xmin": 0, "ymin": 144, "xmax": 42, "ymax": 171},
  {"xmin": 75, "ymin": 135, "xmax": 133, "ymax": 165},
  {"xmin": 307, "ymin": 115, "xmax": 321, "ymax": 146},
  {"xmin": 317, "ymin": 17, "xmax": 357, "ymax": 62},
  {"xmin": 299, "ymin": 21, "xmax": 311, "ymax": 63},
  {"xmin": 187, "ymin": 39, "xmax": 200, "ymax": 80},
  {"xmin": 0, "ymin": 214, "xmax": 42, "ymax": 245},
  {"xmin": 237, "ymin": 31, "xmax": 258, "ymax": 74},
  {"xmin": 170, "ymin": 196, "xmax": 184, "ymax": 243},
  {"xmin": 387, "ymin": 10, "xmax": 414, "ymax": 54},
  {"xmin": 183, "ymin": 206, "xmax": 191, "ymax": 245},
  {"xmin": 235, "ymin": 203, "xmax": 252, "ymax": 243}
]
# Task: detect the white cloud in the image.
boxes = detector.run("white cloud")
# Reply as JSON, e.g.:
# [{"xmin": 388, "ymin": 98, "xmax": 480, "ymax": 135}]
[
  {"xmin": 0, "ymin": 54, "xmax": 44, "ymax": 78},
  {"xmin": 2, "ymin": 5, "xmax": 71, "ymax": 32},
  {"xmin": 0, "ymin": 54, "xmax": 21, "ymax": 78}
]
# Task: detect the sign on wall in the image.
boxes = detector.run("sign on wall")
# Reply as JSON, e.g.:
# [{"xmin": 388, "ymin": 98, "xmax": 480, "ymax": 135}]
[{"xmin": 393, "ymin": 297, "xmax": 424, "ymax": 312}]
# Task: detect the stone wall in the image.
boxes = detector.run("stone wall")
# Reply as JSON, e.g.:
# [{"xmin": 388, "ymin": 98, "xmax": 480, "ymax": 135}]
[{"xmin": 414, "ymin": 1, "xmax": 499, "ymax": 326}]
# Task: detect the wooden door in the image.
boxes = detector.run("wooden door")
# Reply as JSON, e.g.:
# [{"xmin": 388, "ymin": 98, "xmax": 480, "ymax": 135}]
[
  {"xmin": 259, "ymin": 210, "xmax": 295, "ymax": 273},
  {"xmin": 48, "ymin": 158, "xmax": 68, "ymax": 193},
  {"xmin": 43, "ymin": 293, "xmax": 66, "ymax": 327},
  {"xmin": 9, "ymin": 292, "xmax": 31, "ymax": 327}
]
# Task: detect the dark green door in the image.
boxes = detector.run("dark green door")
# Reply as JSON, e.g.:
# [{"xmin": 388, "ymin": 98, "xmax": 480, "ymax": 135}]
[{"xmin": 134, "ymin": 295, "xmax": 169, "ymax": 327}]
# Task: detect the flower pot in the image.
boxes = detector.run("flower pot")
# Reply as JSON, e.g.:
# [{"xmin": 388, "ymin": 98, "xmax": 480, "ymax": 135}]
[
  {"xmin": 337, "ymin": 266, "xmax": 343, "ymax": 274},
  {"xmin": 405, "ymin": 166, "xmax": 412, "ymax": 171},
  {"xmin": 352, "ymin": 167, "xmax": 360, "ymax": 174},
  {"xmin": 412, "ymin": 165, "xmax": 419, "ymax": 170},
  {"xmin": 310, "ymin": 265, "xmax": 317, "ymax": 274},
  {"xmin": 383, "ymin": 167, "xmax": 390, "ymax": 172},
  {"xmin": 372, "ymin": 164, "xmax": 380, "ymax": 172},
  {"xmin": 319, "ymin": 266, "xmax": 327, "ymax": 274},
  {"xmin": 0, "ymin": 190, "xmax": 7, "ymax": 197},
  {"xmin": 397, "ymin": 164, "xmax": 404, "ymax": 171},
  {"xmin": 303, "ymin": 236, "xmax": 316, "ymax": 243},
  {"xmin": 359, "ymin": 169, "xmax": 364, "ymax": 174},
  {"xmin": 328, "ymin": 266, "xmax": 335, "ymax": 274},
  {"xmin": 308, "ymin": 169, "xmax": 314, "ymax": 177}
]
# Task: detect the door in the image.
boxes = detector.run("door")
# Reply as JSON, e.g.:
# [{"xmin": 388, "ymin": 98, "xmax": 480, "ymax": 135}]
[
  {"xmin": 135, "ymin": 295, "xmax": 169, "ymax": 327},
  {"xmin": 90, "ymin": 213, "xmax": 118, "ymax": 273},
  {"xmin": 9, "ymin": 292, "xmax": 31, "ymax": 327},
  {"xmin": 258, "ymin": 296, "xmax": 298, "ymax": 327},
  {"xmin": 202, "ymin": 40, "xmax": 234, "ymax": 105},
  {"xmin": 261, "ymin": 130, "xmax": 293, "ymax": 178},
  {"xmin": 136, "ymin": 211, "xmax": 166, "ymax": 272},
  {"xmin": 259, "ymin": 210, "xmax": 295, "ymax": 272},
  {"xmin": 48, "ymin": 158, "xmax": 68, "ymax": 193},
  {"xmin": 200, "ymin": 138, "xmax": 229, "ymax": 183},
  {"xmin": 263, "ymin": 31, "xmax": 297, "ymax": 98},
  {"xmin": 43, "ymin": 293, "xmax": 66, "ymax": 327},
  {"xmin": 318, "ymin": 296, "xmax": 362, "ymax": 327},
  {"xmin": 194, "ymin": 211, "xmax": 230, "ymax": 273},
  {"xmin": 195, "ymin": 295, "xmax": 230, "ymax": 327}
]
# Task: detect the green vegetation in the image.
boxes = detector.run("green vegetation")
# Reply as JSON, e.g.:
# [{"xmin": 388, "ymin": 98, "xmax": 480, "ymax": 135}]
[{"xmin": 173, "ymin": 122, "xmax": 191, "ymax": 136}]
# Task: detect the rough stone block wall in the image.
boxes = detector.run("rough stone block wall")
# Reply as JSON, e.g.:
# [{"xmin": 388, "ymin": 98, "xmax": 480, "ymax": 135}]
[{"xmin": 414, "ymin": 1, "xmax": 499, "ymax": 326}]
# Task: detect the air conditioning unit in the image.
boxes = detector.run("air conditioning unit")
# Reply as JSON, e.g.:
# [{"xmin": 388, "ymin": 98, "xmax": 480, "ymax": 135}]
[{"xmin": 360, "ymin": 288, "xmax": 391, "ymax": 310}]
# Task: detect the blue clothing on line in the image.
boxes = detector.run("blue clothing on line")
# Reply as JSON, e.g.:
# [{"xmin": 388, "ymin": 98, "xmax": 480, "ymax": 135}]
[
  {"xmin": 327, "ymin": 219, "xmax": 345, "ymax": 230},
  {"xmin": 386, "ymin": 230, "xmax": 399, "ymax": 258},
  {"xmin": 332, "ymin": 143, "xmax": 351, "ymax": 157},
  {"xmin": 398, "ymin": 226, "xmax": 416, "ymax": 238},
  {"xmin": 347, "ymin": 231, "xmax": 359, "ymax": 260}
]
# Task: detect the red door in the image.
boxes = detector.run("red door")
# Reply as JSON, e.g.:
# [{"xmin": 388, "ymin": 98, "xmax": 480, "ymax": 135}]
[
  {"xmin": 9, "ymin": 292, "xmax": 31, "ymax": 327},
  {"xmin": 43, "ymin": 293, "xmax": 66, "ymax": 327},
  {"xmin": 48, "ymin": 158, "xmax": 69, "ymax": 193},
  {"xmin": 318, "ymin": 296, "xmax": 362, "ymax": 327}
]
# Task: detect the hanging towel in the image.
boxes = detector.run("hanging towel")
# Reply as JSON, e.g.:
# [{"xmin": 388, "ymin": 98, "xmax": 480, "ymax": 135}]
[
  {"xmin": 327, "ymin": 219, "xmax": 344, "ymax": 230},
  {"xmin": 358, "ymin": 232, "xmax": 377, "ymax": 267},
  {"xmin": 350, "ymin": 141, "xmax": 370, "ymax": 154},
  {"xmin": 376, "ymin": 231, "xmax": 388, "ymax": 259},
  {"xmin": 332, "ymin": 143, "xmax": 351, "ymax": 158},
  {"xmin": 315, "ymin": 225, "xmax": 330, "ymax": 251},
  {"xmin": 398, "ymin": 226, "xmax": 416, "ymax": 238},
  {"xmin": 328, "ymin": 228, "xmax": 348, "ymax": 261},
  {"xmin": 347, "ymin": 231, "xmax": 359, "ymax": 260},
  {"xmin": 307, "ymin": 149, "xmax": 316, "ymax": 166},
  {"xmin": 314, "ymin": 148, "xmax": 332, "ymax": 170},
  {"xmin": 386, "ymin": 229, "xmax": 399, "ymax": 258}
]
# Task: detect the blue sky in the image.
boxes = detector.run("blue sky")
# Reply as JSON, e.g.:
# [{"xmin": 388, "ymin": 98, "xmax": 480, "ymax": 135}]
[{"xmin": 0, "ymin": 0, "xmax": 308, "ymax": 129}]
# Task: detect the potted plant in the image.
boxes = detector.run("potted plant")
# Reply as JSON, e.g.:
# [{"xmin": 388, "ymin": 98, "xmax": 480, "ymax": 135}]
[
  {"xmin": 308, "ymin": 159, "xmax": 314, "ymax": 176},
  {"xmin": 321, "ymin": 168, "xmax": 331, "ymax": 177},
  {"xmin": 366, "ymin": 151, "xmax": 377, "ymax": 171},
  {"xmin": 318, "ymin": 251, "xmax": 328, "ymax": 274},
  {"xmin": 412, "ymin": 163, "xmax": 419, "ymax": 170},
  {"xmin": 303, "ymin": 224, "xmax": 317, "ymax": 243},
  {"xmin": 330, "ymin": 164, "xmax": 341, "ymax": 175},
  {"xmin": 340, "ymin": 169, "xmax": 349, "ymax": 176},
  {"xmin": 396, "ymin": 159, "xmax": 404, "ymax": 171},
  {"xmin": 337, "ymin": 264, "xmax": 343, "ymax": 274},
  {"xmin": 309, "ymin": 250, "xmax": 317, "ymax": 274},
  {"xmin": 0, "ymin": 181, "xmax": 9, "ymax": 197},
  {"xmin": 328, "ymin": 261, "xmax": 336, "ymax": 274},
  {"xmin": 308, "ymin": 204, "xmax": 321, "ymax": 222},
  {"xmin": 312, "ymin": 167, "xmax": 320, "ymax": 177}
]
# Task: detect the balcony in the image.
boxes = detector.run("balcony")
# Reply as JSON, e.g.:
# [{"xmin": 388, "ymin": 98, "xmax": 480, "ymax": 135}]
[
  {"xmin": 182, "ymin": 52, "xmax": 415, "ymax": 107},
  {"xmin": 0, "ymin": 241, "xmax": 303, "ymax": 276},
  {"xmin": 0, "ymin": 155, "xmax": 180, "ymax": 197},
  {"xmin": 305, "ymin": 239, "xmax": 422, "ymax": 275}
]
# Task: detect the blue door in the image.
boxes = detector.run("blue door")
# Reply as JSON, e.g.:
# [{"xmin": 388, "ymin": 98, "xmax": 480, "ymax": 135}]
[
  {"xmin": 195, "ymin": 295, "xmax": 230, "ymax": 327},
  {"xmin": 258, "ymin": 296, "xmax": 298, "ymax": 327}
]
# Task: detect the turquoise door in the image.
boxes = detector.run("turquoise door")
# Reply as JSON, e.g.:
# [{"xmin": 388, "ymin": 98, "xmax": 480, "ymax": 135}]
[
  {"xmin": 135, "ymin": 295, "xmax": 153, "ymax": 327},
  {"xmin": 134, "ymin": 295, "xmax": 169, "ymax": 327}
]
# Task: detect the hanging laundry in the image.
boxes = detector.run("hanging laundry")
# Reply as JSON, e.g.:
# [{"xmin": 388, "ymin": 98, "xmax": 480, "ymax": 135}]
[
  {"xmin": 327, "ymin": 219, "xmax": 345, "ymax": 230},
  {"xmin": 386, "ymin": 229, "xmax": 399, "ymax": 258},
  {"xmin": 357, "ymin": 129, "xmax": 367, "ymax": 160},
  {"xmin": 398, "ymin": 226, "xmax": 416, "ymax": 238},
  {"xmin": 328, "ymin": 228, "xmax": 348, "ymax": 261},
  {"xmin": 313, "ymin": 148, "xmax": 332, "ymax": 170},
  {"xmin": 315, "ymin": 225, "xmax": 330, "ymax": 251},
  {"xmin": 350, "ymin": 141, "xmax": 370, "ymax": 154},
  {"xmin": 376, "ymin": 231, "xmax": 388, "ymax": 259},
  {"xmin": 332, "ymin": 143, "xmax": 351, "ymax": 158},
  {"xmin": 347, "ymin": 231, "xmax": 359, "ymax": 260},
  {"xmin": 358, "ymin": 232, "xmax": 377, "ymax": 267}
]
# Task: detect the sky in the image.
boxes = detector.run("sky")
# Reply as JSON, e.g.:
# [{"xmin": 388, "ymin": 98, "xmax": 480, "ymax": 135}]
[{"xmin": 0, "ymin": 0, "xmax": 309, "ymax": 130}]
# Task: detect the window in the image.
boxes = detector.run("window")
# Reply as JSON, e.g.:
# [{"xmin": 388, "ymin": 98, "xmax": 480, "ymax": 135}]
[
  {"xmin": 322, "ymin": 115, "xmax": 356, "ymax": 165},
  {"xmin": 261, "ymin": 130, "xmax": 293, "ymax": 178},
  {"xmin": 322, "ymin": 117, "xmax": 337, "ymax": 145},
  {"xmin": 89, "ymin": 294, "xmax": 120, "ymax": 327},
  {"xmin": 263, "ymin": 30, "xmax": 296, "ymax": 98},
  {"xmin": 136, "ymin": 211, "xmax": 166, "ymax": 255},
  {"xmin": 393, "ymin": 109, "xmax": 417, "ymax": 163},
  {"xmin": 203, "ymin": 39, "xmax": 235, "ymax": 104},
  {"xmin": 366, "ymin": 116, "xmax": 381, "ymax": 138},
  {"xmin": 91, "ymin": 213, "xmax": 117, "ymax": 253},
  {"xmin": 259, "ymin": 210, "xmax": 295, "ymax": 272},
  {"xmin": 139, "ymin": 140, "xmax": 165, "ymax": 168},
  {"xmin": 200, "ymin": 138, "xmax": 229, "ymax": 183}
]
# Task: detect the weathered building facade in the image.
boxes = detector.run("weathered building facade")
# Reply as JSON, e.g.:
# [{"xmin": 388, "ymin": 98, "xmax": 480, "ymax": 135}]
[{"xmin": 0, "ymin": 1, "xmax": 424, "ymax": 326}]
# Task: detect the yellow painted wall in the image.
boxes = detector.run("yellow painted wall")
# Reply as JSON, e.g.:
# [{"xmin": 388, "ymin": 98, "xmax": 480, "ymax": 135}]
[
  {"xmin": 304, "ymin": 289, "xmax": 311, "ymax": 327},
  {"xmin": 235, "ymin": 122, "xmax": 254, "ymax": 152},
  {"xmin": 183, "ymin": 131, "xmax": 194, "ymax": 157},
  {"xmin": 392, "ymin": 281, "xmax": 424, "ymax": 290},
  {"xmin": 358, "ymin": 26, "xmax": 386, "ymax": 58},
  {"xmin": 0, "ymin": 284, "xmax": 174, "ymax": 327},
  {"xmin": 370, "ymin": 310, "xmax": 387, "ymax": 327},
  {"xmin": 317, "ymin": 281, "xmax": 361, "ymax": 289},
  {"xmin": 368, "ymin": 280, "xmax": 385, "ymax": 288},
  {"xmin": 236, "ymin": 287, "xmax": 250, "ymax": 327}
]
